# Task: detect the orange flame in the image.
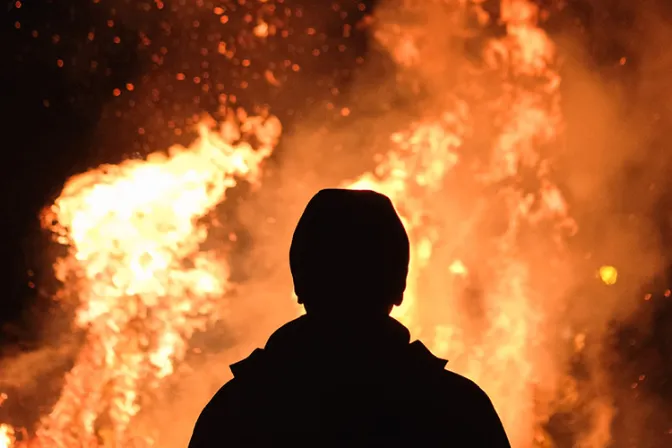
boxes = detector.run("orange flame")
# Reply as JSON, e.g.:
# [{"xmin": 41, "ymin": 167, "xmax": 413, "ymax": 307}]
[
  {"xmin": 0, "ymin": 424, "xmax": 14, "ymax": 448},
  {"xmin": 344, "ymin": 1, "xmax": 578, "ymax": 446},
  {"xmin": 346, "ymin": 110, "xmax": 465, "ymax": 323},
  {"xmin": 28, "ymin": 110, "xmax": 280, "ymax": 447}
]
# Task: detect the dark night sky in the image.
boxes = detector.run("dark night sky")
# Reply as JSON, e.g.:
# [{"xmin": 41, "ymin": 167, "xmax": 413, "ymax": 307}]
[{"xmin": 1, "ymin": 0, "xmax": 671, "ymax": 444}]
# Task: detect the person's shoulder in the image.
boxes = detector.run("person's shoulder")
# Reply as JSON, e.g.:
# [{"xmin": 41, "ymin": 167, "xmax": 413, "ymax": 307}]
[
  {"xmin": 199, "ymin": 377, "xmax": 241, "ymax": 416},
  {"xmin": 189, "ymin": 379, "xmax": 239, "ymax": 447},
  {"xmin": 189, "ymin": 375, "xmax": 268, "ymax": 448},
  {"xmin": 406, "ymin": 341, "xmax": 488, "ymax": 400},
  {"xmin": 435, "ymin": 370, "xmax": 511, "ymax": 447},
  {"xmin": 436, "ymin": 369, "xmax": 494, "ymax": 405},
  {"xmin": 438, "ymin": 369, "xmax": 481, "ymax": 391}
]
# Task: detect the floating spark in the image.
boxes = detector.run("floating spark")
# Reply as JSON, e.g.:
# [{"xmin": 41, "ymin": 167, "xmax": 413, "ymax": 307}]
[{"xmin": 599, "ymin": 266, "xmax": 618, "ymax": 286}]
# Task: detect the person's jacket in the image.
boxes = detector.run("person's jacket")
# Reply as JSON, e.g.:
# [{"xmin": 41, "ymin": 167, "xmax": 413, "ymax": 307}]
[{"xmin": 189, "ymin": 314, "xmax": 511, "ymax": 447}]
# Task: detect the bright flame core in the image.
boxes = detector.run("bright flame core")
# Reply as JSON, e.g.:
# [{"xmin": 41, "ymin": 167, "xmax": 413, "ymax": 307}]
[
  {"xmin": 0, "ymin": 424, "xmax": 15, "ymax": 448},
  {"xmin": 25, "ymin": 110, "xmax": 279, "ymax": 447}
]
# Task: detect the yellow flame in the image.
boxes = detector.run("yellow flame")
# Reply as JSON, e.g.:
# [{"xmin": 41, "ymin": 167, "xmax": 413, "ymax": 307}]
[
  {"xmin": 31, "ymin": 110, "xmax": 280, "ymax": 447},
  {"xmin": 0, "ymin": 424, "xmax": 14, "ymax": 448},
  {"xmin": 599, "ymin": 266, "xmax": 618, "ymax": 285},
  {"xmin": 344, "ymin": 1, "xmax": 574, "ymax": 446}
]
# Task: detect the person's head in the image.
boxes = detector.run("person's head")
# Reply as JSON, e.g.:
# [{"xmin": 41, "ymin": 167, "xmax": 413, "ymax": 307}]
[{"xmin": 289, "ymin": 189, "xmax": 410, "ymax": 318}]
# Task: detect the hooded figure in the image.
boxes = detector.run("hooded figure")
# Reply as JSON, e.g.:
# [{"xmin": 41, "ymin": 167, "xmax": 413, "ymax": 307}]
[{"xmin": 188, "ymin": 189, "xmax": 510, "ymax": 447}]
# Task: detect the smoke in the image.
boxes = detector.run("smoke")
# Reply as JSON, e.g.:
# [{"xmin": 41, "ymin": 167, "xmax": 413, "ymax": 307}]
[
  {"xmin": 558, "ymin": 0, "xmax": 672, "ymax": 284},
  {"xmin": 548, "ymin": 1, "xmax": 672, "ymax": 445}
]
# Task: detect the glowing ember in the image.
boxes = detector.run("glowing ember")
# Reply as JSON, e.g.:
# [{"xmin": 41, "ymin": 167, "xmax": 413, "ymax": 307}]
[
  {"xmin": 8, "ymin": 110, "xmax": 279, "ymax": 447},
  {"xmin": 448, "ymin": 260, "xmax": 468, "ymax": 277},
  {"xmin": 599, "ymin": 266, "xmax": 618, "ymax": 285}
]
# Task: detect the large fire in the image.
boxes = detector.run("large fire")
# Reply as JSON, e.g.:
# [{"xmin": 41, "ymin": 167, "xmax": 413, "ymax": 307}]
[
  {"xmin": 2, "ymin": 110, "xmax": 280, "ymax": 447},
  {"xmin": 345, "ymin": 1, "xmax": 570, "ymax": 444},
  {"xmin": 0, "ymin": 0, "xmax": 628, "ymax": 447}
]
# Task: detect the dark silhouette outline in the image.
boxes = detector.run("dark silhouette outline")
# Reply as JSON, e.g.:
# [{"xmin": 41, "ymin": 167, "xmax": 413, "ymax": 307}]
[{"xmin": 189, "ymin": 189, "xmax": 511, "ymax": 447}]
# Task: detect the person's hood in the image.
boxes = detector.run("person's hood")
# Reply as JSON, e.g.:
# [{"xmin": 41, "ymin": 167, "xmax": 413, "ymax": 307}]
[{"xmin": 230, "ymin": 314, "xmax": 447, "ymax": 382}]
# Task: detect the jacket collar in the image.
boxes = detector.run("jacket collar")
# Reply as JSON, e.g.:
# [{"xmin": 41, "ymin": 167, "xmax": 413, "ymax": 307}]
[{"xmin": 231, "ymin": 315, "xmax": 447, "ymax": 378}]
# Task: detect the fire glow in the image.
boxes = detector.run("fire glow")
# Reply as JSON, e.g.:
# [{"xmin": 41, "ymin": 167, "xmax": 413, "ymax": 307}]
[
  {"xmin": 2, "ymin": 111, "xmax": 280, "ymax": 447},
  {"xmin": 0, "ymin": 0, "xmax": 627, "ymax": 447}
]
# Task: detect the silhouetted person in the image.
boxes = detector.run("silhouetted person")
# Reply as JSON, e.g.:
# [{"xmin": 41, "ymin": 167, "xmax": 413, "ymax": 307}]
[{"xmin": 189, "ymin": 189, "xmax": 511, "ymax": 447}]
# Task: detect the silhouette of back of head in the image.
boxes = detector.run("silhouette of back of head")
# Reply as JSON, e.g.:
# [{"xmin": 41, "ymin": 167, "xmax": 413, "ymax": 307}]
[
  {"xmin": 290, "ymin": 189, "xmax": 410, "ymax": 315},
  {"xmin": 189, "ymin": 191, "xmax": 512, "ymax": 448}
]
